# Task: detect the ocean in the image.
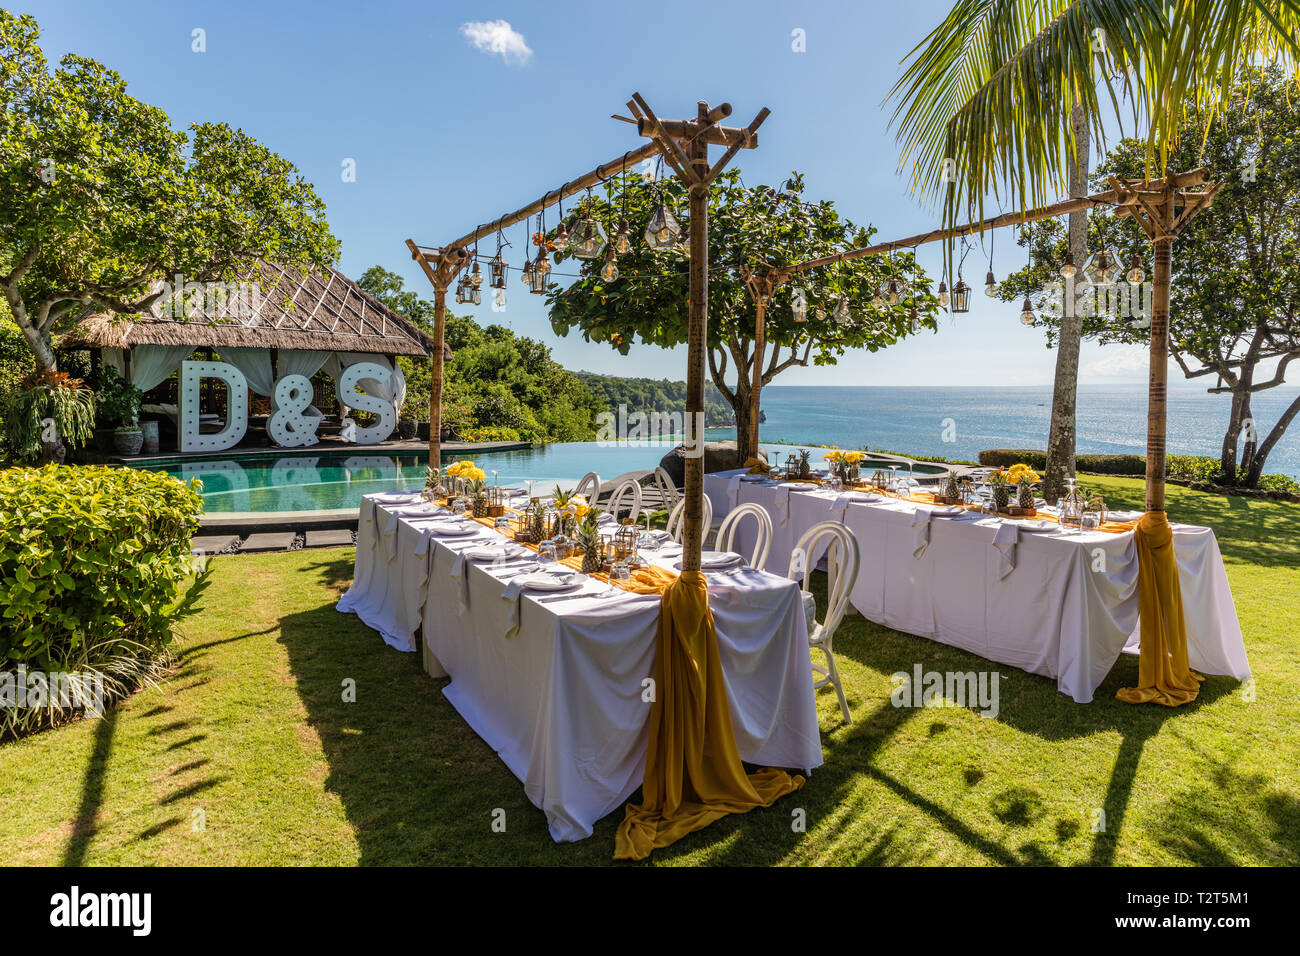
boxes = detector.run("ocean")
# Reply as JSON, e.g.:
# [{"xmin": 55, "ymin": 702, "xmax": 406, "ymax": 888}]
[{"xmin": 723, "ymin": 384, "xmax": 1300, "ymax": 479}]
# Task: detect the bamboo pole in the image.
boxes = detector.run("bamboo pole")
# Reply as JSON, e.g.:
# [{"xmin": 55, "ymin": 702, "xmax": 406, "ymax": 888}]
[
  {"xmin": 430, "ymin": 284, "xmax": 447, "ymax": 471},
  {"xmin": 681, "ymin": 101, "xmax": 711, "ymax": 574}
]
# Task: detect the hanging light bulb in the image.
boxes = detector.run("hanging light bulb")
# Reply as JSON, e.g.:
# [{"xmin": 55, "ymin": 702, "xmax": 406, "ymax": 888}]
[
  {"xmin": 834, "ymin": 296, "xmax": 850, "ymax": 322},
  {"xmin": 937, "ymin": 280, "xmax": 949, "ymax": 309},
  {"xmin": 1020, "ymin": 296, "xmax": 1035, "ymax": 326},
  {"xmin": 454, "ymin": 273, "xmax": 471, "ymax": 305},
  {"xmin": 792, "ymin": 289, "xmax": 807, "ymax": 323},
  {"xmin": 871, "ymin": 293, "xmax": 884, "ymax": 309},
  {"xmin": 815, "ymin": 304, "xmax": 826, "ymax": 321},
  {"xmin": 552, "ymin": 220, "xmax": 570, "ymax": 254},
  {"xmin": 469, "ymin": 282, "xmax": 481, "ymax": 306},
  {"xmin": 908, "ymin": 306, "xmax": 920, "ymax": 333},
  {"xmin": 984, "ymin": 269, "xmax": 999, "ymax": 297},
  {"xmin": 644, "ymin": 199, "xmax": 683, "ymax": 249},
  {"xmin": 520, "ymin": 258, "xmax": 535, "ymax": 287},
  {"xmin": 600, "ymin": 243, "xmax": 619, "ymax": 282},
  {"xmin": 493, "ymin": 288, "xmax": 507, "ymax": 310},
  {"xmin": 1085, "ymin": 248, "xmax": 1116, "ymax": 286},
  {"xmin": 615, "ymin": 217, "xmax": 633, "ymax": 255},
  {"xmin": 534, "ymin": 244, "xmax": 552, "ymax": 277},
  {"xmin": 489, "ymin": 253, "xmax": 508, "ymax": 289},
  {"xmin": 951, "ymin": 279, "xmax": 972, "ymax": 313},
  {"xmin": 1126, "ymin": 251, "xmax": 1145, "ymax": 285},
  {"xmin": 469, "ymin": 261, "xmax": 483, "ymax": 289},
  {"xmin": 1059, "ymin": 251, "xmax": 1077, "ymax": 278},
  {"xmin": 887, "ymin": 279, "xmax": 899, "ymax": 305}
]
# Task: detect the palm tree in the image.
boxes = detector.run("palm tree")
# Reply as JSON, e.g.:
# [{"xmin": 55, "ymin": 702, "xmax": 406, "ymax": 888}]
[{"xmin": 887, "ymin": 0, "xmax": 1300, "ymax": 500}]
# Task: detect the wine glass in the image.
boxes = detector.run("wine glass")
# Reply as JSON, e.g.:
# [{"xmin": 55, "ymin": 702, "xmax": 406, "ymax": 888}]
[{"xmin": 888, "ymin": 464, "xmax": 900, "ymax": 496}]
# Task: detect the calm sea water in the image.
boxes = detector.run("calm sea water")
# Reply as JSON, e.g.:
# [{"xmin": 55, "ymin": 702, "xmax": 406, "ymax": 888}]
[{"xmin": 733, "ymin": 385, "xmax": 1300, "ymax": 478}]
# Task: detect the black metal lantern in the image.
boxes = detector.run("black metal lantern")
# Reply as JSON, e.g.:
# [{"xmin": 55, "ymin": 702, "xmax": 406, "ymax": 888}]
[
  {"xmin": 454, "ymin": 272, "xmax": 472, "ymax": 305},
  {"xmin": 951, "ymin": 279, "xmax": 972, "ymax": 313},
  {"xmin": 520, "ymin": 257, "xmax": 535, "ymax": 288},
  {"xmin": 489, "ymin": 253, "xmax": 507, "ymax": 289},
  {"xmin": 469, "ymin": 261, "xmax": 483, "ymax": 289},
  {"xmin": 937, "ymin": 279, "xmax": 949, "ymax": 309},
  {"xmin": 527, "ymin": 249, "xmax": 550, "ymax": 294}
]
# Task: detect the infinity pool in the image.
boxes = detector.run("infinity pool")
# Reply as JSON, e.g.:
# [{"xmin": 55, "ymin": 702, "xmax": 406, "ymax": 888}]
[{"xmin": 135, "ymin": 442, "xmax": 948, "ymax": 517}]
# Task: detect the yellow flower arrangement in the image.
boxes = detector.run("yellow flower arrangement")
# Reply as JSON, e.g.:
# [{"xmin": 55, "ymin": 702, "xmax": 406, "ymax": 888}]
[
  {"xmin": 446, "ymin": 460, "xmax": 486, "ymax": 482},
  {"xmin": 1006, "ymin": 463, "xmax": 1041, "ymax": 484},
  {"xmin": 824, "ymin": 450, "xmax": 867, "ymax": 464}
]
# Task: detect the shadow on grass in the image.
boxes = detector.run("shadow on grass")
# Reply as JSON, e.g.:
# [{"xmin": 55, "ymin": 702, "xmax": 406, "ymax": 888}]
[{"xmin": 62, "ymin": 708, "xmax": 118, "ymax": 866}]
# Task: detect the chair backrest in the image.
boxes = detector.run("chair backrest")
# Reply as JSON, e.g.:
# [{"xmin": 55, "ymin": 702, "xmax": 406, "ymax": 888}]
[
  {"xmin": 651, "ymin": 467, "xmax": 681, "ymax": 513},
  {"xmin": 606, "ymin": 478, "xmax": 643, "ymax": 524},
  {"xmin": 666, "ymin": 495, "xmax": 713, "ymax": 545},
  {"xmin": 715, "ymin": 502, "xmax": 773, "ymax": 570},
  {"xmin": 788, "ymin": 521, "xmax": 860, "ymax": 641},
  {"xmin": 573, "ymin": 471, "xmax": 601, "ymax": 502}
]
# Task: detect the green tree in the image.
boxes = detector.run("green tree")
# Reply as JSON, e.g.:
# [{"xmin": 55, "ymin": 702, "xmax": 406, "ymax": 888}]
[
  {"xmin": 998, "ymin": 66, "xmax": 1300, "ymax": 487},
  {"xmin": 0, "ymin": 12, "xmax": 338, "ymax": 374},
  {"xmin": 546, "ymin": 170, "xmax": 937, "ymax": 457}
]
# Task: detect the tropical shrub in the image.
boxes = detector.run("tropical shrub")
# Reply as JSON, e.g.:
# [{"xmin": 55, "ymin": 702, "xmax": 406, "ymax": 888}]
[
  {"xmin": 1167, "ymin": 454, "xmax": 1222, "ymax": 483},
  {"xmin": 1, "ymin": 371, "xmax": 95, "ymax": 463},
  {"xmin": 93, "ymin": 367, "xmax": 143, "ymax": 427},
  {"xmin": 459, "ymin": 425, "xmax": 522, "ymax": 443},
  {"xmin": 0, "ymin": 465, "xmax": 205, "ymax": 738},
  {"xmin": 978, "ymin": 450, "xmax": 1146, "ymax": 475}
]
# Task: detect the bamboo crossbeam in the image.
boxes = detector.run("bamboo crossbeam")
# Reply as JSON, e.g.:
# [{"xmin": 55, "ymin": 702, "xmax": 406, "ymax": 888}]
[
  {"xmin": 787, "ymin": 168, "xmax": 1210, "ymax": 274},
  {"xmin": 419, "ymin": 139, "xmax": 665, "ymax": 258}
]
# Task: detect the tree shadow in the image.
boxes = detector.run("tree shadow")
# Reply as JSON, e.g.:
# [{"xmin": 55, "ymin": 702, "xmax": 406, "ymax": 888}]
[{"xmin": 62, "ymin": 709, "xmax": 118, "ymax": 866}]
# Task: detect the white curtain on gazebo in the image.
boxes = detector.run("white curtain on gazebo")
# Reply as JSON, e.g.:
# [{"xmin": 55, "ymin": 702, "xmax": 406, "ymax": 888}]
[
  {"xmin": 325, "ymin": 353, "xmax": 405, "ymax": 420},
  {"xmin": 220, "ymin": 348, "xmax": 275, "ymax": 397},
  {"xmin": 102, "ymin": 345, "xmax": 197, "ymax": 392}
]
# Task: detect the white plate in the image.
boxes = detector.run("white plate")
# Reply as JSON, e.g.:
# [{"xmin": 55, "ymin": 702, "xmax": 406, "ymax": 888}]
[
  {"xmin": 424, "ymin": 522, "xmax": 478, "ymax": 537},
  {"xmin": 518, "ymin": 573, "xmax": 581, "ymax": 592},
  {"xmin": 929, "ymin": 506, "xmax": 965, "ymax": 517},
  {"xmin": 739, "ymin": 474, "xmax": 768, "ymax": 482},
  {"xmin": 1016, "ymin": 520, "xmax": 1057, "ymax": 533},
  {"xmin": 465, "ymin": 546, "xmax": 510, "ymax": 560}
]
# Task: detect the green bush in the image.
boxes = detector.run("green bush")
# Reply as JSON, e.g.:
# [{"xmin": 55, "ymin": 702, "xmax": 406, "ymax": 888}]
[
  {"xmin": 978, "ymin": 449, "xmax": 1048, "ymax": 469},
  {"xmin": 978, "ymin": 449, "xmax": 1146, "ymax": 475},
  {"xmin": 0, "ymin": 465, "xmax": 205, "ymax": 738},
  {"xmin": 459, "ymin": 425, "xmax": 522, "ymax": 443},
  {"xmin": 1258, "ymin": 472, "xmax": 1300, "ymax": 494},
  {"xmin": 1167, "ymin": 454, "xmax": 1222, "ymax": 482}
]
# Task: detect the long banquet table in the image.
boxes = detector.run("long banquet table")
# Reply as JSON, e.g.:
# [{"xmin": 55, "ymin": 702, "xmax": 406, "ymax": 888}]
[
  {"xmin": 338, "ymin": 490, "xmax": 824, "ymax": 842},
  {"xmin": 705, "ymin": 469, "xmax": 1251, "ymax": 703}
]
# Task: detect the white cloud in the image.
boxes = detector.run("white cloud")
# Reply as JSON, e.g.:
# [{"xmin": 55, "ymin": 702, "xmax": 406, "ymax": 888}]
[
  {"xmin": 460, "ymin": 20, "xmax": 532, "ymax": 65},
  {"xmin": 1079, "ymin": 347, "xmax": 1150, "ymax": 382}
]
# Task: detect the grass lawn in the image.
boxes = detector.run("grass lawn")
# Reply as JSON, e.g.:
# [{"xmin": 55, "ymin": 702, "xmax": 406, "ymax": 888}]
[{"xmin": 1, "ymin": 475, "xmax": 1296, "ymax": 865}]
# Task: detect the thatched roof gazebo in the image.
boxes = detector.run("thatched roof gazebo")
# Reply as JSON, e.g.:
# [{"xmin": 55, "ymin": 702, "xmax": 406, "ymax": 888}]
[{"xmin": 61, "ymin": 262, "xmax": 444, "ymax": 453}]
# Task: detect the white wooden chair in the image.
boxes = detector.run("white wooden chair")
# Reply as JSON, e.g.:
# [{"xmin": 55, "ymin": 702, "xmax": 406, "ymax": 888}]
[
  {"xmin": 573, "ymin": 471, "xmax": 601, "ymax": 503},
  {"xmin": 650, "ymin": 467, "xmax": 681, "ymax": 514},
  {"xmin": 666, "ymin": 495, "xmax": 713, "ymax": 545},
  {"xmin": 606, "ymin": 478, "xmax": 643, "ymax": 524},
  {"xmin": 788, "ymin": 521, "xmax": 860, "ymax": 724},
  {"xmin": 715, "ymin": 502, "xmax": 773, "ymax": 571}
]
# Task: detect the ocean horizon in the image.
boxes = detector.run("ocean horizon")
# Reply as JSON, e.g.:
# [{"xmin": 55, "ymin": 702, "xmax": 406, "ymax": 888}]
[{"xmin": 701, "ymin": 383, "xmax": 1300, "ymax": 479}]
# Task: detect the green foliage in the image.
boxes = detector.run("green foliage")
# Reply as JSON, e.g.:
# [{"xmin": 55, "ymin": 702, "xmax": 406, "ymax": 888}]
[
  {"xmin": 545, "ymin": 170, "xmax": 937, "ymax": 431},
  {"xmin": 358, "ymin": 269, "xmax": 604, "ymax": 443},
  {"xmin": 0, "ymin": 465, "xmax": 205, "ymax": 736},
  {"xmin": 1258, "ymin": 472, "xmax": 1300, "ymax": 494},
  {"xmin": 92, "ymin": 367, "xmax": 142, "ymax": 428},
  {"xmin": 575, "ymin": 371, "xmax": 743, "ymax": 427},
  {"xmin": 1, "ymin": 381, "xmax": 94, "ymax": 461},
  {"xmin": 0, "ymin": 11, "xmax": 338, "ymax": 373},
  {"xmin": 1168, "ymin": 454, "xmax": 1223, "ymax": 483}
]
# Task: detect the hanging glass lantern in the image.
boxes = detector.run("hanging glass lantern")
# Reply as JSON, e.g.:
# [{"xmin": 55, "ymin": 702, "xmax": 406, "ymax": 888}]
[
  {"xmin": 984, "ymin": 269, "xmax": 998, "ymax": 297},
  {"xmin": 454, "ymin": 273, "xmax": 471, "ymax": 305},
  {"xmin": 520, "ymin": 258, "xmax": 535, "ymax": 287},
  {"xmin": 644, "ymin": 200, "xmax": 683, "ymax": 249},
  {"xmin": 493, "ymin": 288, "xmax": 507, "ymax": 310},
  {"xmin": 1126, "ymin": 251, "xmax": 1145, "ymax": 285},
  {"xmin": 951, "ymin": 279, "xmax": 972, "ymax": 313},
  {"xmin": 614, "ymin": 217, "xmax": 633, "ymax": 255},
  {"xmin": 1085, "ymin": 248, "xmax": 1116, "ymax": 286},
  {"xmin": 791, "ymin": 289, "xmax": 807, "ymax": 323},
  {"xmin": 569, "ymin": 213, "xmax": 606, "ymax": 259},
  {"xmin": 600, "ymin": 243, "xmax": 619, "ymax": 282},
  {"xmin": 469, "ymin": 261, "xmax": 483, "ymax": 289},
  {"xmin": 489, "ymin": 254, "xmax": 507, "ymax": 289},
  {"xmin": 815, "ymin": 304, "xmax": 826, "ymax": 321},
  {"xmin": 1059, "ymin": 251, "xmax": 1077, "ymax": 278},
  {"xmin": 1019, "ymin": 296, "xmax": 1035, "ymax": 326},
  {"xmin": 937, "ymin": 280, "xmax": 949, "ymax": 309},
  {"xmin": 529, "ymin": 249, "xmax": 550, "ymax": 293}
]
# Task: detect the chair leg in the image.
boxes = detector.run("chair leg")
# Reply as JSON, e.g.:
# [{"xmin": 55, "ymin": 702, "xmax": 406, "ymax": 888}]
[{"xmin": 819, "ymin": 641, "xmax": 851, "ymax": 724}]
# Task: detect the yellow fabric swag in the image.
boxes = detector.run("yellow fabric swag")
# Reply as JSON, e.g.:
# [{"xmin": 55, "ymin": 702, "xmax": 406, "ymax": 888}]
[
  {"xmin": 614, "ymin": 570, "xmax": 804, "ymax": 860},
  {"xmin": 1116, "ymin": 511, "xmax": 1204, "ymax": 707}
]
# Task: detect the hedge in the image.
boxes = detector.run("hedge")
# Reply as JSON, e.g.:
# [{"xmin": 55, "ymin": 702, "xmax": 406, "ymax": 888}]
[
  {"xmin": 0, "ymin": 465, "xmax": 204, "ymax": 737},
  {"xmin": 979, "ymin": 449, "xmax": 1145, "ymax": 474}
]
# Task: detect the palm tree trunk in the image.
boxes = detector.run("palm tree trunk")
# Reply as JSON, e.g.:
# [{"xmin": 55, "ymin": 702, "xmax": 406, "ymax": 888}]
[{"xmin": 1043, "ymin": 105, "xmax": 1089, "ymax": 504}]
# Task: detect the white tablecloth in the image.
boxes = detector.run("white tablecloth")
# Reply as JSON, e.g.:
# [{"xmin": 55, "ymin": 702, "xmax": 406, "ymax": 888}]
[
  {"xmin": 705, "ymin": 469, "xmax": 1251, "ymax": 703},
  {"xmin": 338, "ymin": 492, "xmax": 824, "ymax": 842}
]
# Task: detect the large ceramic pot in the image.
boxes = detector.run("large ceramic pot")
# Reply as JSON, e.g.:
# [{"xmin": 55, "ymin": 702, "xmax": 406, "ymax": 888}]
[
  {"xmin": 139, "ymin": 419, "xmax": 160, "ymax": 455},
  {"xmin": 397, "ymin": 417, "xmax": 417, "ymax": 440},
  {"xmin": 113, "ymin": 427, "xmax": 144, "ymax": 456}
]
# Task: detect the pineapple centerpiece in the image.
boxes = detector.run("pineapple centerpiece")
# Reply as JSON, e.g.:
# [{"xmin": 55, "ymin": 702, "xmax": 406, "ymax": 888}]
[
  {"xmin": 468, "ymin": 478, "xmax": 489, "ymax": 518},
  {"xmin": 577, "ymin": 512, "xmax": 605, "ymax": 575},
  {"xmin": 1005, "ymin": 463, "xmax": 1041, "ymax": 514},
  {"xmin": 1016, "ymin": 477, "xmax": 1036, "ymax": 510},
  {"xmin": 988, "ymin": 470, "xmax": 1010, "ymax": 513},
  {"xmin": 798, "ymin": 449, "xmax": 812, "ymax": 479}
]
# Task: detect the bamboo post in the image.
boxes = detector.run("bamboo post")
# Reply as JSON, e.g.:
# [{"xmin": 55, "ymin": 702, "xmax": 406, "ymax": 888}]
[
  {"xmin": 681, "ymin": 101, "xmax": 711, "ymax": 574},
  {"xmin": 430, "ymin": 283, "xmax": 448, "ymax": 470}
]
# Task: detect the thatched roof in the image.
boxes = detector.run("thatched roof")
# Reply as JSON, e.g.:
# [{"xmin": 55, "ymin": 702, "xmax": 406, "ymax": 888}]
[{"xmin": 60, "ymin": 262, "xmax": 447, "ymax": 359}]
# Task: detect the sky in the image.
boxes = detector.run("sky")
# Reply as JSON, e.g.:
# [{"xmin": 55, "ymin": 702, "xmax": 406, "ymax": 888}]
[{"xmin": 17, "ymin": 0, "xmax": 1182, "ymax": 388}]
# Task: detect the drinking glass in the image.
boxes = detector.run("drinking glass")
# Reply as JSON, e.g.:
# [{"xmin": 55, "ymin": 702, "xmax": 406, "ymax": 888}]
[
  {"xmin": 538, "ymin": 541, "xmax": 558, "ymax": 566},
  {"xmin": 611, "ymin": 560, "xmax": 631, "ymax": 581}
]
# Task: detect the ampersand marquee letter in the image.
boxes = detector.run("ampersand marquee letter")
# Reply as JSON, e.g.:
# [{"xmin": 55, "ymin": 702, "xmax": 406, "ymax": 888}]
[{"xmin": 268, "ymin": 374, "xmax": 321, "ymax": 447}]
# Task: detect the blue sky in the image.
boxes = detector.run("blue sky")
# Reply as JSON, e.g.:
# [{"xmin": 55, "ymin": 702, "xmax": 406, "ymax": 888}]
[{"xmin": 19, "ymin": 0, "xmax": 1166, "ymax": 387}]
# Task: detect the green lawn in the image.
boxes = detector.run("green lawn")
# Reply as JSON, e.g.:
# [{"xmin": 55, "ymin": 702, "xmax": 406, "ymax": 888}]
[{"xmin": 1, "ymin": 475, "xmax": 1296, "ymax": 865}]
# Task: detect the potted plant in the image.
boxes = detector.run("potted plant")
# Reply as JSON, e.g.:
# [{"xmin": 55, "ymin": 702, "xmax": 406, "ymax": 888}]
[
  {"xmin": 96, "ymin": 369, "xmax": 144, "ymax": 453},
  {"xmin": 2, "ymin": 370, "xmax": 96, "ymax": 464}
]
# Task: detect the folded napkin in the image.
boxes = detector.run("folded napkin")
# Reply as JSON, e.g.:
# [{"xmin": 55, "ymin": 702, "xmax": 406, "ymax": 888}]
[
  {"xmin": 991, "ymin": 522, "xmax": 1019, "ymax": 579},
  {"xmin": 771, "ymin": 486, "xmax": 792, "ymax": 526},
  {"xmin": 911, "ymin": 510, "xmax": 932, "ymax": 558},
  {"xmin": 829, "ymin": 493, "xmax": 855, "ymax": 516},
  {"xmin": 726, "ymin": 474, "xmax": 743, "ymax": 507},
  {"xmin": 449, "ymin": 551, "xmax": 472, "ymax": 615},
  {"xmin": 502, "ymin": 579, "xmax": 525, "ymax": 638}
]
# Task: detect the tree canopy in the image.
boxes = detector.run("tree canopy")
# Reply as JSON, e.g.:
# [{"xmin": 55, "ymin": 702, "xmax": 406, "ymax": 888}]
[
  {"xmin": 545, "ymin": 169, "xmax": 938, "ymax": 448},
  {"xmin": 0, "ymin": 11, "xmax": 339, "ymax": 373},
  {"xmin": 998, "ymin": 65, "xmax": 1300, "ymax": 486}
]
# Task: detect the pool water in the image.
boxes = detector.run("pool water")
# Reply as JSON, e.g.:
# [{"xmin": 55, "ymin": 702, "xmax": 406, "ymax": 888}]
[{"xmin": 135, "ymin": 442, "xmax": 948, "ymax": 516}]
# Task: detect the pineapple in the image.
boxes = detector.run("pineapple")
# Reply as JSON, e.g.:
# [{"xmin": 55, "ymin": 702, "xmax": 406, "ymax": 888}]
[
  {"xmin": 577, "ymin": 515, "xmax": 604, "ymax": 575},
  {"xmin": 468, "ymin": 479, "xmax": 488, "ymax": 518},
  {"xmin": 1017, "ymin": 477, "xmax": 1036, "ymax": 510},
  {"xmin": 528, "ymin": 500, "xmax": 547, "ymax": 542},
  {"xmin": 989, "ymin": 471, "xmax": 1010, "ymax": 512},
  {"xmin": 799, "ymin": 449, "xmax": 812, "ymax": 479},
  {"xmin": 943, "ymin": 473, "xmax": 960, "ymax": 500}
]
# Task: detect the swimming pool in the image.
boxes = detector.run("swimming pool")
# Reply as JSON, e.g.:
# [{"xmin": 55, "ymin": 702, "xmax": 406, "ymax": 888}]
[{"xmin": 134, "ymin": 442, "xmax": 949, "ymax": 517}]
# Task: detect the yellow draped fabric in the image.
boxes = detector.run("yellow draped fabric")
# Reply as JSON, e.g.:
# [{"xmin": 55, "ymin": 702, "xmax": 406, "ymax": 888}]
[
  {"xmin": 614, "ymin": 570, "xmax": 805, "ymax": 860},
  {"xmin": 743, "ymin": 457, "xmax": 772, "ymax": 475},
  {"xmin": 1116, "ymin": 511, "xmax": 1204, "ymax": 707}
]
